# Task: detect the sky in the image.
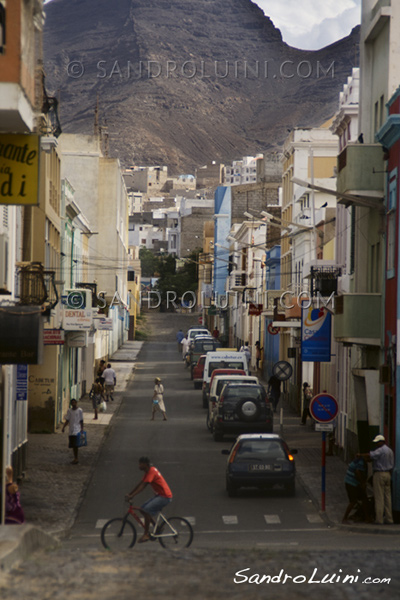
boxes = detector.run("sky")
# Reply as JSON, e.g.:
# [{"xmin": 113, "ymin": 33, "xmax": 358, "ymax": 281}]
[
  {"xmin": 43, "ymin": 0, "xmax": 362, "ymax": 51},
  {"xmin": 254, "ymin": 0, "xmax": 361, "ymax": 50}
]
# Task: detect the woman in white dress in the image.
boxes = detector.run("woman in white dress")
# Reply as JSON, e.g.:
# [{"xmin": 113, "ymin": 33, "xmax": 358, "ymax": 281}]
[{"xmin": 151, "ymin": 377, "xmax": 167, "ymax": 421}]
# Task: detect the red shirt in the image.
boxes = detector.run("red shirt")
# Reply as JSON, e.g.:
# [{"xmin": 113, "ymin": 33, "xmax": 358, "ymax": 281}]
[{"xmin": 142, "ymin": 466, "xmax": 173, "ymax": 498}]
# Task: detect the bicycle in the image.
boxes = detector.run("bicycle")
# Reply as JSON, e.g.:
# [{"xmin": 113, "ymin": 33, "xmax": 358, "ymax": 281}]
[{"xmin": 101, "ymin": 502, "xmax": 194, "ymax": 552}]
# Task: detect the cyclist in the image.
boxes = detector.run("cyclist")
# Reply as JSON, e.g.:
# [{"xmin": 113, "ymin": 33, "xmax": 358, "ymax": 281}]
[{"xmin": 126, "ymin": 456, "xmax": 173, "ymax": 543}]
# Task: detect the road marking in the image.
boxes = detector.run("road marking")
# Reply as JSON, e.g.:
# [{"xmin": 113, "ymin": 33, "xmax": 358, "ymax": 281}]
[
  {"xmin": 257, "ymin": 542, "xmax": 299, "ymax": 547},
  {"xmin": 222, "ymin": 515, "xmax": 238, "ymax": 525},
  {"xmin": 183, "ymin": 517, "xmax": 196, "ymax": 526},
  {"xmin": 95, "ymin": 519, "xmax": 109, "ymax": 529},
  {"xmin": 306, "ymin": 514, "xmax": 324, "ymax": 523},
  {"xmin": 264, "ymin": 514, "xmax": 281, "ymax": 524}
]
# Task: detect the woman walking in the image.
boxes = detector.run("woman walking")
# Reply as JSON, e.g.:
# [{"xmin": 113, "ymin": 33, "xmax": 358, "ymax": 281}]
[{"xmin": 151, "ymin": 377, "xmax": 167, "ymax": 421}]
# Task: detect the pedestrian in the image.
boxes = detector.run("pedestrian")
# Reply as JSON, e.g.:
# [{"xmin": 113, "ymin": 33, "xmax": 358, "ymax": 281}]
[
  {"xmin": 62, "ymin": 399, "xmax": 84, "ymax": 464},
  {"xmin": 342, "ymin": 455, "xmax": 372, "ymax": 523},
  {"xmin": 97, "ymin": 359, "xmax": 106, "ymax": 385},
  {"xmin": 126, "ymin": 456, "xmax": 173, "ymax": 543},
  {"xmin": 5, "ymin": 466, "xmax": 25, "ymax": 524},
  {"xmin": 176, "ymin": 328, "xmax": 184, "ymax": 352},
  {"xmin": 358, "ymin": 434, "xmax": 394, "ymax": 524},
  {"xmin": 151, "ymin": 377, "xmax": 167, "ymax": 421},
  {"xmin": 267, "ymin": 375, "xmax": 281, "ymax": 412},
  {"xmin": 212, "ymin": 327, "xmax": 220, "ymax": 339},
  {"xmin": 300, "ymin": 382, "xmax": 313, "ymax": 425},
  {"xmin": 102, "ymin": 363, "xmax": 116, "ymax": 401},
  {"xmin": 181, "ymin": 333, "xmax": 190, "ymax": 361},
  {"xmin": 89, "ymin": 377, "xmax": 104, "ymax": 420},
  {"xmin": 255, "ymin": 341, "xmax": 262, "ymax": 371},
  {"xmin": 239, "ymin": 341, "xmax": 251, "ymax": 370}
]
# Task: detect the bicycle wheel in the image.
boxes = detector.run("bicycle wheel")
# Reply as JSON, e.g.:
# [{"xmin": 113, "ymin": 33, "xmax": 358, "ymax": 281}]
[
  {"xmin": 101, "ymin": 517, "xmax": 137, "ymax": 551},
  {"xmin": 158, "ymin": 517, "xmax": 193, "ymax": 551}
]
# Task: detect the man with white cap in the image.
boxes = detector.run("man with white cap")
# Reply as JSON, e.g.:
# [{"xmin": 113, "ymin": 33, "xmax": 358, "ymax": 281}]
[{"xmin": 359, "ymin": 435, "xmax": 394, "ymax": 524}]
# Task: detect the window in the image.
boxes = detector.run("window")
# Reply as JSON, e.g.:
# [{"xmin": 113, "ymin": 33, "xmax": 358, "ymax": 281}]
[
  {"xmin": 387, "ymin": 174, "xmax": 397, "ymax": 277},
  {"xmin": 127, "ymin": 270, "xmax": 135, "ymax": 281}
]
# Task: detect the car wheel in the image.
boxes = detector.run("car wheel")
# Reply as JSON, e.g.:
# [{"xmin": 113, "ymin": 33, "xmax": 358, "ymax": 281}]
[
  {"xmin": 213, "ymin": 428, "xmax": 223, "ymax": 442},
  {"xmin": 286, "ymin": 481, "xmax": 296, "ymax": 496},
  {"xmin": 237, "ymin": 399, "xmax": 261, "ymax": 422},
  {"xmin": 226, "ymin": 480, "xmax": 237, "ymax": 497}
]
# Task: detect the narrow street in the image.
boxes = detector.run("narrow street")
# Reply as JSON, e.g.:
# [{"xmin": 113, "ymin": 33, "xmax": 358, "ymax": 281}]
[{"xmin": 0, "ymin": 312, "xmax": 398, "ymax": 600}]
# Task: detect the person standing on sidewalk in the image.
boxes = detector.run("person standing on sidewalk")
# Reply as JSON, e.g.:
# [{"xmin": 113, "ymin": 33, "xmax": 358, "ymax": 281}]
[
  {"xmin": 102, "ymin": 363, "xmax": 116, "ymax": 401},
  {"xmin": 151, "ymin": 377, "xmax": 167, "ymax": 421},
  {"xmin": 62, "ymin": 399, "xmax": 84, "ymax": 464},
  {"xmin": 300, "ymin": 382, "xmax": 313, "ymax": 425},
  {"xmin": 267, "ymin": 375, "xmax": 281, "ymax": 412},
  {"xmin": 359, "ymin": 434, "xmax": 394, "ymax": 524},
  {"xmin": 342, "ymin": 456, "xmax": 371, "ymax": 523}
]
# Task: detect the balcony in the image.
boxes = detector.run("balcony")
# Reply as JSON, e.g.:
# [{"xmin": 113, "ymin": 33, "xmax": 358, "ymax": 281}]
[
  {"xmin": 229, "ymin": 270, "xmax": 247, "ymax": 291},
  {"xmin": 337, "ymin": 144, "xmax": 385, "ymax": 208},
  {"xmin": 334, "ymin": 293, "xmax": 382, "ymax": 345}
]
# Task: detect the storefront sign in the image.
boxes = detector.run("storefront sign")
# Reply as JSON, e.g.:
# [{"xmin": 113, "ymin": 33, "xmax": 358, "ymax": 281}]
[
  {"xmin": 301, "ymin": 304, "xmax": 332, "ymax": 362},
  {"xmin": 44, "ymin": 329, "xmax": 65, "ymax": 345},
  {"xmin": 0, "ymin": 133, "xmax": 40, "ymax": 205},
  {"xmin": 248, "ymin": 303, "xmax": 263, "ymax": 316},
  {"xmin": 16, "ymin": 364, "xmax": 28, "ymax": 401},
  {"xmin": 97, "ymin": 317, "xmax": 113, "ymax": 331},
  {"xmin": 67, "ymin": 331, "xmax": 88, "ymax": 347},
  {"xmin": 63, "ymin": 309, "xmax": 93, "ymax": 330},
  {"xmin": 0, "ymin": 306, "xmax": 43, "ymax": 364}
]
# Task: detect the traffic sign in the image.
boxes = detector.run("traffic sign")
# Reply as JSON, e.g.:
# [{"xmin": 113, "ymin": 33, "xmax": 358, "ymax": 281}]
[
  {"xmin": 272, "ymin": 360, "xmax": 293, "ymax": 381},
  {"xmin": 267, "ymin": 322, "xmax": 280, "ymax": 335},
  {"xmin": 309, "ymin": 393, "xmax": 338, "ymax": 423}
]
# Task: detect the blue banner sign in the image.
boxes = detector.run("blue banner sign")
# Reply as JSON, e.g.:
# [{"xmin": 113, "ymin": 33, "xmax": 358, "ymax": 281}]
[{"xmin": 301, "ymin": 304, "xmax": 331, "ymax": 362}]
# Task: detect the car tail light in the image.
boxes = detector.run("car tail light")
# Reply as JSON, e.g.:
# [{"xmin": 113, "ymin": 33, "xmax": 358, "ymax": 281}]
[
  {"xmin": 229, "ymin": 446, "xmax": 239, "ymax": 463},
  {"xmin": 288, "ymin": 454, "xmax": 295, "ymax": 461}
]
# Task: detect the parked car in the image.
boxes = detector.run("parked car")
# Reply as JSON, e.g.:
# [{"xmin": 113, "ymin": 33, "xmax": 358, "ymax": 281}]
[
  {"xmin": 211, "ymin": 382, "xmax": 273, "ymax": 441},
  {"xmin": 202, "ymin": 351, "xmax": 249, "ymax": 407},
  {"xmin": 189, "ymin": 337, "xmax": 221, "ymax": 373},
  {"xmin": 222, "ymin": 433, "xmax": 297, "ymax": 497},
  {"xmin": 187, "ymin": 327, "xmax": 211, "ymax": 342},
  {"xmin": 192, "ymin": 355, "xmax": 207, "ymax": 389},
  {"xmin": 206, "ymin": 374, "xmax": 259, "ymax": 431}
]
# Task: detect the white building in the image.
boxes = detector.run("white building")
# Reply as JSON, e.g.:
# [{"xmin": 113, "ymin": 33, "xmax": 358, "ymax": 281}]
[{"xmin": 224, "ymin": 155, "xmax": 263, "ymax": 186}]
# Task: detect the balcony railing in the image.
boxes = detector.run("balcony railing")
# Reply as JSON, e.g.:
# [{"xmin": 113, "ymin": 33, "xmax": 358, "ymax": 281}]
[
  {"xmin": 337, "ymin": 144, "xmax": 385, "ymax": 205},
  {"xmin": 334, "ymin": 293, "xmax": 381, "ymax": 345}
]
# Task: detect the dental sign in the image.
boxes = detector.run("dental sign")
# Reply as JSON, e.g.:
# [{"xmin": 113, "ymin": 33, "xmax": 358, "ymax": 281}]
[
  {"xmin": 0, "ymin": 134, "xmax": 40, "ymax": 205},
  {"xmin": 301, "ymin": 303, "xmax": 331, "ymax": 362}
]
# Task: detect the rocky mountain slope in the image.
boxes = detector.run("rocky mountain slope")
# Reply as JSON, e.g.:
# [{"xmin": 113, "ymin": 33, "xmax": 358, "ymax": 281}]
[{"xmin": 43, "ymin": 0, "xmax": 359, "ymax": 173}]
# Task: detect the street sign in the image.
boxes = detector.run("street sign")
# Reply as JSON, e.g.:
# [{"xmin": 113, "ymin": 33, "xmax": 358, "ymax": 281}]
[
  {"xmin": 315, "ymin": 423, "xmax": 334, "ymax": 432},
  {"xmin": 267, "ymin": 322, "xmax": 280, "ymax": 335},
  {"xmin": 309, "ymin": 393, "xmax": 338, "ymax": 423},
  {"xmin": 272, "ymin": 360, "xmax": 293, "ymax": 381}
]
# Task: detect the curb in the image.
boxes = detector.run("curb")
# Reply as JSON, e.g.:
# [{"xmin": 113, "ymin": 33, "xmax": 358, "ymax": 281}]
[{"xmin": 0, "ymin": 525, "xmax": 57, "ymax": 573}]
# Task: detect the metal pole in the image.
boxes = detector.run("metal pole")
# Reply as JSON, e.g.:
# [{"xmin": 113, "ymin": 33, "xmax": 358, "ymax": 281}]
[{"xmin": 321, "ymin": 431, "xmax": 326, "ymax": 512}]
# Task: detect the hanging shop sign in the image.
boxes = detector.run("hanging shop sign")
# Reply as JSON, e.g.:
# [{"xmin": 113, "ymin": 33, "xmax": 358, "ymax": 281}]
[
  {"xmin": 248, "ymin": 303, "xmax": 263, "ymax": 316},
  {"xmin": 301, "ymin": 304, "xmax": 332, "ymax": 362},
  {"xmin": 0, "ymin": 306, "xmax": 43, "ymax": 364},
  {"xmin": 0, "ymin": 133, "xmax": 40, "ymax": 205}
]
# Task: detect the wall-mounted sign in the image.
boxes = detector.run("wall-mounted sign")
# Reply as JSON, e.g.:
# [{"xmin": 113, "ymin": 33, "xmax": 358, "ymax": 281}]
[
  {"xmin": 0, "ymin": 306, "xmax": 43, "ymax": 364},
  {"xmin": 62, "ymin": 289, "xmax": 93, "ymax": 330},
  {"xmin": 0, "ymin": 133, "xmax": 40, "ymax": 205},
  {"xmin": 301, "ymin": 304, "xmax": 332, "ymax": 362},
  {"xmin": 16, "ymin": 364, "xmax": 28, "ymax": 401},
  {"xmin": 44, "ymin": 329, "xmax": 65, "ymax": 345},
  {"xmin": 249, "ymin": 303, "xmax": 263, "ymax": 316},
  {"xmin": 67, "ymin": 331, "xmax": 88, "ymax": 347},
  {"xmin": 97, "ymin": 317, "xmax": 113, "ymax": 331}
]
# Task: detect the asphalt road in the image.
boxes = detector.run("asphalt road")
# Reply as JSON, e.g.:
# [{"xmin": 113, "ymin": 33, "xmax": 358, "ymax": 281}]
[{"xmin": 65, "ymin": 320, "xmax": 398, "ymax": 551}]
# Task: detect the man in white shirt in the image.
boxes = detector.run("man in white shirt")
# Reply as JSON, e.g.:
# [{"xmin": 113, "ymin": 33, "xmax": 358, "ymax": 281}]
[
  {"xmin": 62, "ymin": 399, "xmax": 84, "ymax": 464},
  {"xmin": 181, "ymin": 335, "xmax": 190, "ymax": 361},
  {"xmin": 102, "ymin": 363, "xmax": 117, "ymax": 401}
]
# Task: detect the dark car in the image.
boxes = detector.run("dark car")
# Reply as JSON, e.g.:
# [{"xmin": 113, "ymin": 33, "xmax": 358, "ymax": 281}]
[
  {"xmin": 222, "ymin": 433, "xmax": 297, "ymax": 497},
  {"xmin": 211, "ymin": 383, "xmax": 273, "ymax": 442},
  {"xmin": 189, "ymin": 337, "xmax": 221, "ymax": 373}
]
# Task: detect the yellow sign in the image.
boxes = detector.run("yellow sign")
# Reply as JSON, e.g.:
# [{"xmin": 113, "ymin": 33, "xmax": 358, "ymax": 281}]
[{"xmin": 0, "ymin": 133, "xmax": 40, "ymax": 205}]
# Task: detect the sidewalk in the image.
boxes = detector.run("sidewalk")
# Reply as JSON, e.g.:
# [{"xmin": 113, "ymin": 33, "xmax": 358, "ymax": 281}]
[
  {"xmin": 1, "ymin": 341, "xmax": 398, "ymax": 572},
  {"xmin": 0, "ymin": 341, "xmax": 143, "ymax": 572}
]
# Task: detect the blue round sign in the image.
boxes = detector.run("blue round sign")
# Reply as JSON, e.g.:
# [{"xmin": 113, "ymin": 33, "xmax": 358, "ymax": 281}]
[{"xmin": 309, "ymin": 393, "xmax": 338, "ymax": 423}]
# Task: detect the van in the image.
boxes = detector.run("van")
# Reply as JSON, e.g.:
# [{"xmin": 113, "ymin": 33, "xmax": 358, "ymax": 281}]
[{"xmin": 202, "ymin": 351, "xmax": 249, "ymax": 407}]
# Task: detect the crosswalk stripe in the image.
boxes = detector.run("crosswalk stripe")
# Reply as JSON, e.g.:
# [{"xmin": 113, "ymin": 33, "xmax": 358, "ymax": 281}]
[
  {"xmin": 264, "ymin": 514, "xmax": 281, "ymax": 524},
  {"xmin": 95, "ymin": 519, "xmax": 109, "ymax": 529},
  {"xmin": 222, "ymin": 515, "xmax": 238, "ymax": 525},
  {"xmin": 306, "ymin": 514, "xmax": 324, "ymax": 523}
]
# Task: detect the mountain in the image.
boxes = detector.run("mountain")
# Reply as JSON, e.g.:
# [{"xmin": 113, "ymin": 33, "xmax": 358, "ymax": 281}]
[{"xmin": 43, "ymin": 0, "xmax": 359, "ymax": 173}]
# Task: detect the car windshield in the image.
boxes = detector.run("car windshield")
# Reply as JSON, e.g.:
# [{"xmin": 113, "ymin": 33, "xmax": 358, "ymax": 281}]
[
  {"xmin": 235, "ymin": 440, "xmax": 286, "ymax": 461},
  {"xmin": 225, "ymin": 386, "xmax": 265, "ymax": 401},
  {"xmin": 216, "ymin": 378, "xmax": 249, "ymax": 396},
  {"xmin": 208, "ymin": 362, "xmax": 244, "ymax": 376}
]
